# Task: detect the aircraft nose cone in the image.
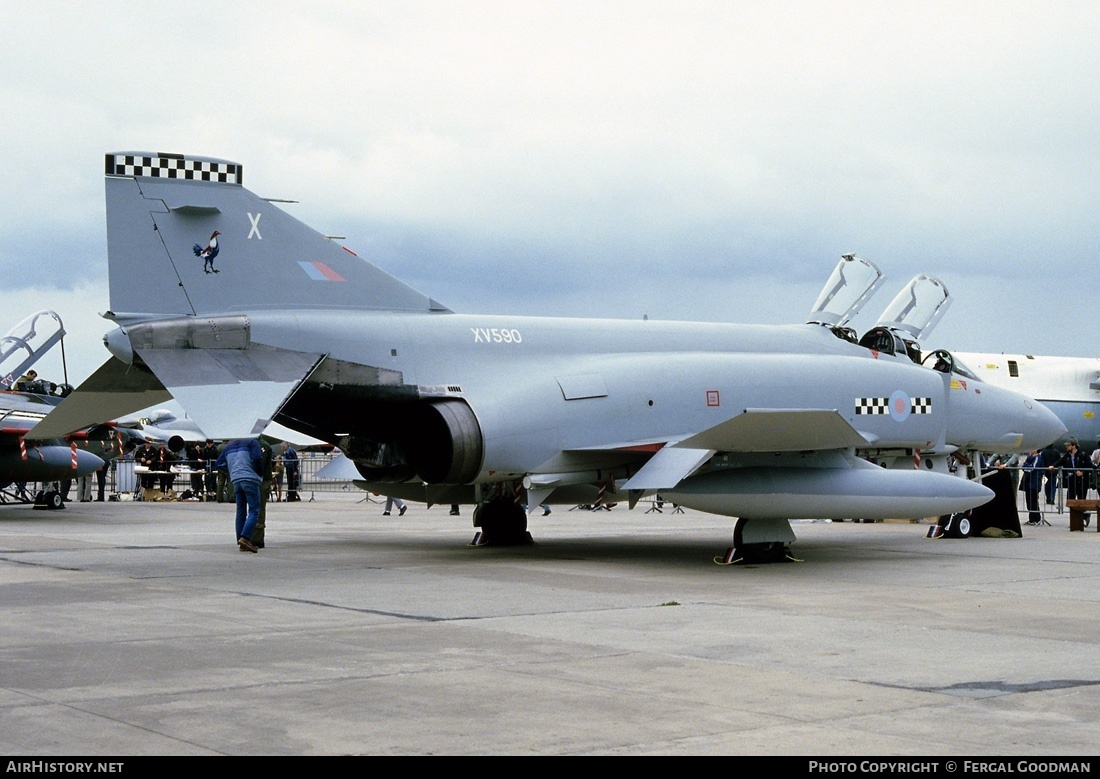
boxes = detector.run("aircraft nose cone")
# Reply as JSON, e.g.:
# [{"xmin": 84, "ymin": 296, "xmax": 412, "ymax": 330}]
[
  {"xmin": 947, "ymin": 383, "xmax": 1067, "ymax": 453},
  {"xmin": 1026, "ymin": 398, "xmax": 1067, "ymax": 450}
]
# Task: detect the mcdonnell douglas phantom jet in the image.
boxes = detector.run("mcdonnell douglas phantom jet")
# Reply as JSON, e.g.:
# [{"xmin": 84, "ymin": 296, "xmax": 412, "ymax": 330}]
[{"xmin": 33, "ymin": 153, "xmax": 1065, "ymax": 556}]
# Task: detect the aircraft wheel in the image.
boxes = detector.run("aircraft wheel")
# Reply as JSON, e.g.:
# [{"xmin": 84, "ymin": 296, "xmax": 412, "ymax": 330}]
[
  {"xmin": 475, "ymin": 499, "xmax": 530, "ymax": 546},
  {"xmin": 34, "ymin": 490, "xmax": 64, "ymax": 510},
  {"xmin": 943, "ymin": 512, "xmax": 971, "ymax": 538}
]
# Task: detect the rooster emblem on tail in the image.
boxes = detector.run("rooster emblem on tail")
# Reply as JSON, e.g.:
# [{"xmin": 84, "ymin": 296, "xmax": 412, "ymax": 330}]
[{"xmin": 193, "ymin": 231, "xmax": 221, "ymax": 273}]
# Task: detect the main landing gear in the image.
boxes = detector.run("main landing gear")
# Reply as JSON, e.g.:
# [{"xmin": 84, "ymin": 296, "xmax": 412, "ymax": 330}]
[
  {"xmin": 715, "ymin": 517, "xmax": 801, "ymax": 565},
  {"xmin": 471, "ymin": 495, "xmax": 533, "ymax": 546}
]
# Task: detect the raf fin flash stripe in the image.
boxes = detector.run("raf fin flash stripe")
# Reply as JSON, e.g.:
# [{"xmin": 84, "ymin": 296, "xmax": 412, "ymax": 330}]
[
  {"xmin": 298, "ymin": 261, "xmax": 348, "ymax": 282},
  {"xmin": 105, "ymin": 153, "xmax": 241, "ymax": 184}
]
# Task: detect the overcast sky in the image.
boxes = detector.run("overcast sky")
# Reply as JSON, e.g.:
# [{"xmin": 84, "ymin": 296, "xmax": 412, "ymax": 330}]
[{"xmin": 2, "ymin": 0, "xmax": 1097, "ymax": 387}]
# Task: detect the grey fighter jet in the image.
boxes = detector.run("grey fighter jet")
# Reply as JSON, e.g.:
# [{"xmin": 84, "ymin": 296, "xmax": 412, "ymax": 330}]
[{"xmin": 34, "ymin": 152, "xmax": 1065, "ymax": 555}]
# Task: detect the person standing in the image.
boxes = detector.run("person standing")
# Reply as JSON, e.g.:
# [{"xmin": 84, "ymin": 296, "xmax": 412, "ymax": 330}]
[
  {"xmin": 1020, "ymin": 449, "xmax": 1044, "ymax": 525},
  {"xmin": 186, "ymin": 441, "xmax": 206, "ymax": 498},
  {"xmin": 383, "ymin": 496, "xmax": 406, "ymax": 516},
  {"xmin": 216, "ymin": 438, "xmax": 265, "ymax": 553},
  {"xmin": 157, "ymin": 443, "xmax": 177, "ymax": 496},
  {"xmin": 281, "ymin": 443, "xmax": 300, "ymax": 502},
  {"xmin": 1039, "ymin": 443, "xmax": 1061, "ymax": 504},
  {"xmin": 1049, "ymin": 438, "xmax": 1093, "ymax": 501},
  {"xmin": 76, "ymin": 473, "xmax": 93, "ymax": 502},
  {"xmin": 135, "ymin": 440, "xmax": 159, "ymax": 495},
  {"xmin": 251, "ymin": 439, "xmax": 274, "ymax": 549},
  {"xmin": 215, "ymin": 440, "xmax": 234, "ymax": 503},
  {"xmin": 1091, "ymin": 440, "xmax": 1100, "ymax": 498},
  {"xmin": 200, "ymin": 439, "xmax": 220, "ymax": 500}
]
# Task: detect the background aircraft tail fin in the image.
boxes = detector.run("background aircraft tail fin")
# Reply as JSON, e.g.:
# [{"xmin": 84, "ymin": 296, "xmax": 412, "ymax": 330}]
[{"xmin": 104, "ymin": 152, "xmax": 449, "ymax": 318}]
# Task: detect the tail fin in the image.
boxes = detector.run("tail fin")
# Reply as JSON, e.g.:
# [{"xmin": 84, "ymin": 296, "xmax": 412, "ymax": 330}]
[{"xmin": 104, "ymin": 152, "xmax": 449, "ymax": 319}]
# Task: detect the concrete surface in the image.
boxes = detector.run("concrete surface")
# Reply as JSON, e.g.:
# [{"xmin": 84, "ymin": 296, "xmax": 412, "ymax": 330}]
[{"xmin": 1, "ymin": 493, "xmax": 1097, "ymax": 755}]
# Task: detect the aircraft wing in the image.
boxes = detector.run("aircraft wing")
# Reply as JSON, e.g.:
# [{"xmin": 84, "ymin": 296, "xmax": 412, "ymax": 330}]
[
  {"xmin": 616, "ymin": 409, "xmax": 872, "ymax": 491},
  {"xmin": 674, "ymin": 408, "xmax": 871, "ymax": 452}
]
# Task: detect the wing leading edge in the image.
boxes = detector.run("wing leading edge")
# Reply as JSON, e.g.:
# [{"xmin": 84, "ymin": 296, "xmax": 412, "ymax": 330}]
[{"xmin": 612, "ymin": 409, "xmax": 870, "ymax": 491}]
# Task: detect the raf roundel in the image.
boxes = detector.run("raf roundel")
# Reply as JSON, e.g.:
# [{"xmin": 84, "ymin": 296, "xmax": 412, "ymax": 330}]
[{"xmin": 889, "ymin": 390, "xmax": 911, "ymax": 422}]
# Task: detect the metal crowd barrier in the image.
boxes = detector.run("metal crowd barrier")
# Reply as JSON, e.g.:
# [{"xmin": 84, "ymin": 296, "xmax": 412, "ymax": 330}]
[
  {"xmin": 2, "ymin": 451, "xmax": 357, "ymax": 503},
  {"xmin": 6, "ymin": 456, "xmax": 1097, "ymax": 515}
]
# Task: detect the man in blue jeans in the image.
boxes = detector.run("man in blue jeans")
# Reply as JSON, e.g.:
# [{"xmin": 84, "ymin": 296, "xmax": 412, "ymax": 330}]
[{"xmin": 216, "ymin": 438, "xmax": 265, "ymax": 553}]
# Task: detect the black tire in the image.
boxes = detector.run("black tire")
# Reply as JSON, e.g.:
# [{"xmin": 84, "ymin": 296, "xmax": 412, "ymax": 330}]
[
  {"xmin": 475, "ymin": 499, "xmax": 529, "ymax": 545},
  {"xmin": 944, "ymin": 512, "xmax": 971, "ymax": 538}
]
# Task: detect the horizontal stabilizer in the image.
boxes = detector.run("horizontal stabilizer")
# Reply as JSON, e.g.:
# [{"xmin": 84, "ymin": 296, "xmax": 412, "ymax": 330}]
[
  {"xmin": 675, "ymin": 409, "xmax": 870, "ymax": 452},
  {"xmin": 313, "ymin": 454, "xmax": 362, "ymax": 480},
  {"xmin": 136, "ymin": 345, "xmax": 324, "ymax": 439},
  {"xmin": 26, "ymin": 358, "xmax": 172, "ymax": 440}
]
